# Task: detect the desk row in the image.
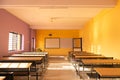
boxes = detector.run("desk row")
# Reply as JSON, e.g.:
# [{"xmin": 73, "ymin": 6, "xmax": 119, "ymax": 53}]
[{"xmin": 0, "ymin": 52, "xmax": 49, "ymax": 80}]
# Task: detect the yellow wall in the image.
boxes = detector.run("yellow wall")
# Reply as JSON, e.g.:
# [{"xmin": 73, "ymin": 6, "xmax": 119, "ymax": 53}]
[
  {"xmin": 81, "ymin": 0, "xmax": 120, "ymax": 59},
  {"xmin": 36, "ymin": 30, "xmax": 80, "ymax": 56}
]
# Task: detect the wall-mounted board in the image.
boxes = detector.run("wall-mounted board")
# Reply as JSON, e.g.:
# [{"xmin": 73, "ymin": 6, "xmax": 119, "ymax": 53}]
[
  {"xmin": 45, "ymin": 38, "xmax": 60, "ymax": 49},
  {"xmin": 60, "ymin": 38, "xmax": 72, "ymax": 48}
]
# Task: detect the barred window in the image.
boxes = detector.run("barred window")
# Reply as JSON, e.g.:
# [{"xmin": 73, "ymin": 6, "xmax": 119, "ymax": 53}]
[{"xmin": 8, "ymin": 32, "xmax": 23, "ymax": 51}]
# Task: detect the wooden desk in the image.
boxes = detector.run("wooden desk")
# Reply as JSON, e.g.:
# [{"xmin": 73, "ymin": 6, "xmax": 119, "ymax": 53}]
[
  {"xmin": 0, "ymin": 63, "xmax": 31, "ymax": 68},
  {"xmin": 0, "ymin": 57, "xmax": 42, "ymax": 63},
  {"xmin": 0, "ymin": 76, "xmax": 5, "ymax": 80},
  {"xmin": 69, "ymin": 51, "xmax": 97, "ymax": 60},
  {"xmin": 0, "ymin": 63, "xmax": 32, "ymax": 80},
  {"xmin": 21, "ymin": 52, "xmax": 48, "ymax": 60},
  {"xmin": 4, "ymin": 55, "xmax": 44, "ymax": 64},
  {"xmin": 22, "ymin": 52, "xmax": 48, "ymax": 55},
  {"xmin": 73, "ymin": 53, "xmax": 100, "ymax": 56},
  {"xmin": 21, "ymin": 52, "xmax": 49, "ymax": 63},
  {"xmin": 68, "ymin": 51, "xmax": 92, "ymax": 60},
  {"xmin": 74, "ymin": 56, "xmax": 113, "ymax": 66},
  {"xmin": 94, "ymin": 68, "xmax": 120, "ymax": 79},
  {"xmin": 75, "ymin": 56, "xmax": 113, "ymax": 59},
  {"xmin": 73, "ymin": 56, "xmax": 113, "ymax": 74},
  {"xmin": 82, "ymin": 59, "xmax": 120, "ymax": 65},
  {"xmin": 7, "ymin": 54, "xmax": 47, "ymax": 68},
  {"xmin": 0, "ymin": 57, "xmax": 43, "ymax": 68},
  {"xmin": 14, "ymin": 53, "xmax": 48, "ymax": 63},
  {"xmin": 12, "ymin": 54, "xmax": 45, "ymax": 57},
  {"xmin": 0, "ymin": 57, "xmax": 43, "ymax": 79},
  {"xmin": 81, "ymin": 59, "xmax": 120, "ymax": 73},
  {"xmin": 73, "ymin": 54, "xmax": 102, "ymax": 61}
]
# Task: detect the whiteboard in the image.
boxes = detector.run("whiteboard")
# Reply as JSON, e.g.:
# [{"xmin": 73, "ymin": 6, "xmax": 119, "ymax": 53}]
[
  {"xmin": 60, "ymin": 38, "xmax": 72, "ymax": 48},
  {"xmin": 45, "ymin": 38, "xmax": 60, "ymax": 48}
]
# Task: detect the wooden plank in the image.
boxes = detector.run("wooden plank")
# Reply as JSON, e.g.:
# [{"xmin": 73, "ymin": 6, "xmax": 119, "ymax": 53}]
[{"xmin": 95, "ymin": 68, "xmax": 120, "ymax": 77}]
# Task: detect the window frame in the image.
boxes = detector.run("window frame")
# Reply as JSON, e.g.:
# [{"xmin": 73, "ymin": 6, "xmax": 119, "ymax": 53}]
[{"xmin": 8, "ymin": 32, "xmax": 23, "ymax": 51}]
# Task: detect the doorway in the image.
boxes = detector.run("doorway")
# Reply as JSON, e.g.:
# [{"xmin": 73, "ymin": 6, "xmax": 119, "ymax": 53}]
[{"xmin": 72, "ymin": 38, "xmax": 82, "ymax": 51}]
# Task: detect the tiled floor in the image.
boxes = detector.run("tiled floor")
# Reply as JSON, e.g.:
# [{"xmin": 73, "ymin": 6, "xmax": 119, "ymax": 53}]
[
  {"xmin": 14, "ymin": 56, "xmax": 120, "ymax": 80},
  {"xmin": 43, "ymin": 56, "xmax": 80, "ymax": 80}
]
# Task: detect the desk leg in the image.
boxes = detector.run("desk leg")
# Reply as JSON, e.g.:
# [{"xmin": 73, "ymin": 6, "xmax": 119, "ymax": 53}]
[
  {"xmin": 82, "ymin": 64, "xmax": 84, "ymax": 71},
  {"xmin": 43, "ymin": 57, "xmax": 46, "ymax": 69},
  {"xmin": 78, "ymin": 63, "xmax": 79, "ymax": 75},
  {"xmin": 91, "ymin": 65, "xmax": 93, "ymax": 75},
  {"xmin": 74, "ymin": 62, "xmax": 77, "ymax": 73},
  {"xmin": 96, "ymin": 72, "xmax": 100, "ymax": 80},
  {"xmin": 28, "ymin": 67, "xmax": 30, "ymax": 80},
  {"xmin": 36, "ymin": 71, "xmax": 38, "ymax": 80},
  {"xmin": 35, "ymin": 63, "xmax": 40, "ymax": 80}
]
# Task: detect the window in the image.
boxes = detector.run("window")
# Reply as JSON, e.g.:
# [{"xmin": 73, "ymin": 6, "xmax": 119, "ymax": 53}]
[{"xmin": 8, "ymin": 32, "xmax": 23, "ymax": 51}]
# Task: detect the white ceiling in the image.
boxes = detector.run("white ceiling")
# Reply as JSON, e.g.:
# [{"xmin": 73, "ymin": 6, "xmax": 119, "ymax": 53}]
[{"xmin": 0, "ymin": 0, "xmax": 117, "ymax": 30}]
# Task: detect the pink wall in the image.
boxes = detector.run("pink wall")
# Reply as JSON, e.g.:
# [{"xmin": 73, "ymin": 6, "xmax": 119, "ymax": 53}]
[{"xmin": 0, "ymin": 9, "xmax": 34, "ymax": 56}]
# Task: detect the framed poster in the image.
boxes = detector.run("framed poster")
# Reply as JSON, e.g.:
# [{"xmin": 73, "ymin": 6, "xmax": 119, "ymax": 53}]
[{"xmin": 45, "ymin": 38, "xmax": 60, "ymax": 49}]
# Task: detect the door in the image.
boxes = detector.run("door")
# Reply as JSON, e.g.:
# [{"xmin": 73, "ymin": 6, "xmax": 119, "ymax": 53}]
[
  {"xmin": 31, "ymin": 38, "xmax": 35, "ymax": 51},
  {"xmin": 73, "ymin": 38, "xmax": 82, "ymax": 51}
]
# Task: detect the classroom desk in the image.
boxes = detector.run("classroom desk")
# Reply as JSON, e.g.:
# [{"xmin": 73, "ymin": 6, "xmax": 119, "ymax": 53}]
[
  {"xmin": 0, "ymin": 62, "xmax": 32, "ymax": 80},
  {"xmin": 82, "ymin": 59, "xmax": 120, "ymax": 65},
  {"xmin": 5, "ymin": 54, "xmax": 46, "ymax": 68},
  {"xmin": 68, "ymin": 51, "xmax": 96, "ymax": 61},
  {"xmin": 21, "ymin": 52, "xmax": 49, "ymax": 61},
  {"xmin": 94, "ymin": 68, "xmax": 120, "ymax": 79},
  {"xmin": 12, "ymin": 54, "xmax": 45, "ymax": 57},
  {"xmin": 0, "ymin": 57, "xmax": 42, "ymax": 64},
  {"xmin": 74, "ymin": 56, "xmax": 113, "ymax": 74},
  {"xmin": 0, "ymin": 76, "xmax": 5, "ymax": 80},
  {"xmin": 0, "ymin": 57, "xmax": 43, "ymax": 78},
  {"xmin": 75, "ymin": 56, "xmax": 113, "ymax": 59},
  {"xmin": 11, "ymin": 54, "xmax": 45, "ymax": 62},
  {"xmin": 73, "ymin": 53, "xmax": 100, "ymax": 56},
  {"xmin": 24, "ymin": 51, "xmax": 48, "ymax": 54},
  {"xmin": 21, "ymin": 52, "xmax": 49, "ymax": 66},
  {"xmin": 73, "ymin": 54, "xmax": 102, "ymax": 60},
  {"xmin": 81, "ymin": 59, "xmax": 120, "ymax": 73},
  {"xmin": 11, "ymin": 54, "xmax": 46, "ymax": 61}
]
